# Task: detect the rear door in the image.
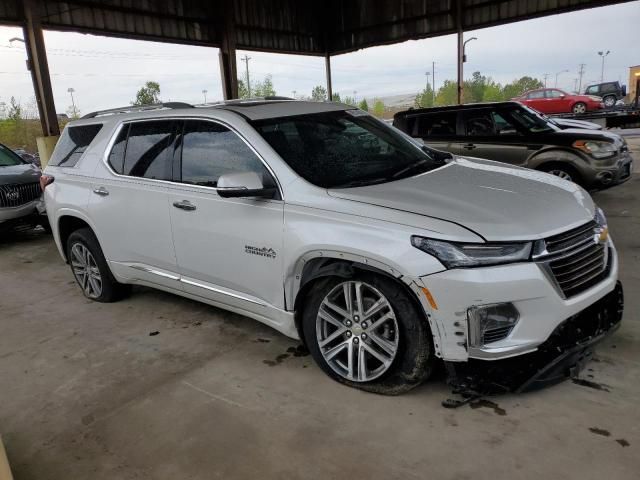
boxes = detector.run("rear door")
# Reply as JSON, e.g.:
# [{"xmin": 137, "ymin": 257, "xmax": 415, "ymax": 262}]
[
  {"xmin": 457, "ymin": 108, "xmax": 531, "ymax": 166},
  {"xmin": 522, "ymin": 90, "xmax": 547, "ymax": 112},
  {"xmin": 88, "ymin": 120, "xmax": 180, "ymax": 288},
  {"xmin": 167, "ymin": 119, "xmax": 285, "ymax": 313},
  {"xmin": 404, "ymin": 111, "xmax": 461, "ymax": 155}
]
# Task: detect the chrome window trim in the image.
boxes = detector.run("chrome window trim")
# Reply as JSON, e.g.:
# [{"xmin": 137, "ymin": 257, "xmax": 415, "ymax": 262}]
[{"xmin": 100, "ymin": 116, "xmax": 284, "ymax": 200}]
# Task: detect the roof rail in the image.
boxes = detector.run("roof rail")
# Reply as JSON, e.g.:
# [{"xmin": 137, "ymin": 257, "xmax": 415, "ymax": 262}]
[{"xmin": 82, "ymin": 102, "xmax": 193, "ymax": 119}]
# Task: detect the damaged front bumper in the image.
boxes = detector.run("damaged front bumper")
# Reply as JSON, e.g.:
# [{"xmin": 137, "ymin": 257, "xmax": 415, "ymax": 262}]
[{"xmin": 444, "ymin": 281, "xmax": 624, "ymax": 395}]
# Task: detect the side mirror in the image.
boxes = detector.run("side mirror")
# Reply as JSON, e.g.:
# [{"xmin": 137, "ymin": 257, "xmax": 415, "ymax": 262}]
[
  {"xmin": 216, "ymin": 171, "xmax": 276, "ymax": 199},
  {"xmin": 559, "ymin": 95, "xmax": 566, "ymax": 99}
]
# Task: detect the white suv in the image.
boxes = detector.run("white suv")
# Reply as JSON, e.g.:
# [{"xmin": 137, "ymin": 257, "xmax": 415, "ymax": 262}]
[{"xmin": 43, "ymin": 100, "xmax": 623, "ymax": 394}]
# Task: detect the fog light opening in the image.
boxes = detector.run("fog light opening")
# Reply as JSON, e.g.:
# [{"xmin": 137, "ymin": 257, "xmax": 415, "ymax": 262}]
[{"xmin": 467, "ymin": 303, "xmax": 519, "ymax": 348}]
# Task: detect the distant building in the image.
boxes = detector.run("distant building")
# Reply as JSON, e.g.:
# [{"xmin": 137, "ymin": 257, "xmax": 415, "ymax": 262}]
[{"xmin": 629, "ymin": 65, "xmax": 640, "ymax": 103}]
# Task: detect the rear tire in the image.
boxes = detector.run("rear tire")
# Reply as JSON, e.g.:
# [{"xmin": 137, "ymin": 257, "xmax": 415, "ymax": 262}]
[
  {"xmin": 603, "ymin": 96, "xmax": 616, "ymax": 108},
  {"xmin": 66, "ymin": 228, "xmax": 129, "ymax": 302},
  {"xmin": 572, "ymin": 102, "xmax": 587, "ymax": 114},
  {"xmin": 302, "ymin": 273, "xmax": 434, "ymax": 395}
]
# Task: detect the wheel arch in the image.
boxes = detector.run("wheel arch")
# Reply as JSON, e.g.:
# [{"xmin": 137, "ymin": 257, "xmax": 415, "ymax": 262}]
[
  {"xmin": 290, "ymin": 254, "xmax": 431, "ymax": 347},
  {"xmin": 57, "ymin": 211, "xmax": 98, "ymax": 262}
]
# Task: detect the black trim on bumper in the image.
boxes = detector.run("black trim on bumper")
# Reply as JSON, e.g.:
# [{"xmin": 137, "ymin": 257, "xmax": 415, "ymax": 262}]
[{"xmin": 445, "ymin": 281, "xmax": 624, "ymax": 397}]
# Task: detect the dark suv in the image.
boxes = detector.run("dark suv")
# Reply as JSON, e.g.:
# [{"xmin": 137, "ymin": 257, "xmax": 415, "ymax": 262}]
[
  {"xmin": 584, "ymin": 82, "xmax": 627, "ymax": 108},
  {"xmin": 393, "ymin": 101, "xmax": 633, "ymax": 188}
]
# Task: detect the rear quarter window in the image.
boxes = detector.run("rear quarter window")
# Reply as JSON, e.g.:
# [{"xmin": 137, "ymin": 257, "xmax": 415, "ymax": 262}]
[
  {"xmin": 48, "ymin": 124, "xmax": 103, "ymax": 167},
  {"xmin": 407, "ymin": 112, "xmax": 457, "ymax": 137}
]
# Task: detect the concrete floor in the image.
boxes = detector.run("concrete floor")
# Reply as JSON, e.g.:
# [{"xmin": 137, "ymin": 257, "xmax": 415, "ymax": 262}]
[{"xmin": 2, "ymin": 175, "xmax": 640, "ymax": 479}]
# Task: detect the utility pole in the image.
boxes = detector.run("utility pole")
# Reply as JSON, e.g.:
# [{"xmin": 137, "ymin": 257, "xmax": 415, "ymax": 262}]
[
  {"xmin": 240, "ymin": 54, "xmax": 251, "ymax": 97},
  {"xmin": 543, "ymin": 73, "xmax": 549, "ymax": 88},
  {"xmin": 67, "ymin": 87, "xmax": 76, "ymax": 117},
  {"xmin": 597, "ymin": 50, "xmax": 610, "ymax": 83},
  {"xmin": 577, "ymin": 63, "xmax": 586, "ymax": 93},
  {"xmin": 202, "ymin": 89, "xmax": 207, "ymax": 103}
]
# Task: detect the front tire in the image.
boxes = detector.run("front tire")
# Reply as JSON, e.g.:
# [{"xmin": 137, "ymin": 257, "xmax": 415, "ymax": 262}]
[
  {"xmin": 539, "ymin": 163, "xmax": 583, "ymax": 185},
  {"xmin": 66, "ymin": 228, "xmax": 129, "ymax": 302},
  {"xmin": 572, "ymin": 102, "xmax": 587, "ymax": 114},
  {"xmin": 603, "ymin": 95, "xmax": 616, "ymax": 108},
  {"xmin": 302, "ymin": 274, "xmax": 434, "ymax": 395}
]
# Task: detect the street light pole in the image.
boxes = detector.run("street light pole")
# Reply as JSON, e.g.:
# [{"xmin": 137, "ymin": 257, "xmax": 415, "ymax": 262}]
[
  {"xmin": 597, "ymin": 50, "xmax": 610, "ymax": 83},
  {"xmin": 457, "ymin": 36, "xmax": 477, "ymax": 104},
  {"xmin": 202, "ymin": 89, "xmax": 207, "ymax": 103},
  {"xmin": 67, "ymin": 87, "xmax": 76, "ymax": 118}
]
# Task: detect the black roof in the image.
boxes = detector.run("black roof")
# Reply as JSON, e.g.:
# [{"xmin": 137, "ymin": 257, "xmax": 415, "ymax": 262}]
[{"xmin": 395, "ymin": 101, "xmax": 523, "ymax": 118}]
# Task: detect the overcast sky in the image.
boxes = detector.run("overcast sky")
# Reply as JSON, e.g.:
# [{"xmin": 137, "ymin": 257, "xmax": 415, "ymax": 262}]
[{"xmin": 1, "ymin": 1, "xmax": 639, "ymax": 115}]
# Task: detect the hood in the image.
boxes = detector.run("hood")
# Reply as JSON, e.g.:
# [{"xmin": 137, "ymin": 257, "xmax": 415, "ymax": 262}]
[
  {"xmin": 327, "ymin": 157, "xmax": 595, "ymax": 241},
  {"xmin": 551, "ymin": 118, "xmax": 602, "ymax": 130},
  {"xmin": 0, "ymin": 163, "xmax": 41, "ymax": 184}
]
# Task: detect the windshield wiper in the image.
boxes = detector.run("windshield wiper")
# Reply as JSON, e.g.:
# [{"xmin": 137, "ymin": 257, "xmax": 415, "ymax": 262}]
[{"xmin": 390, "ymin": 159, "xmax": 432, "ymax": 179}]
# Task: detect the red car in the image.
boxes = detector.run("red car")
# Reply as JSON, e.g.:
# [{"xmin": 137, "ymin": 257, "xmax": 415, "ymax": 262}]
[{"xmin": 514, "ymin": 88, "xmax": 603, "ymax": 114}]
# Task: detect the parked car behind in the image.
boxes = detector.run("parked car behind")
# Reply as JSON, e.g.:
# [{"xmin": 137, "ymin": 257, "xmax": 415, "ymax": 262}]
[
  {"xmin": 0, "ymin": 142, "xmax": 48, "ymax": 232},
  {"xmin": 514, "ymin": 88, "xmax": 603, "ymax": 114},
  {"xmin": 43, "ymin": 100, "xmax": 623, "ymax": 394},
  {"xmin": 584, "ymin": 81, "xmax": 626, "ymax": 108},
  {"xmin": 393, "ymin": 101, "xmax": 632, "ymax": 187}
]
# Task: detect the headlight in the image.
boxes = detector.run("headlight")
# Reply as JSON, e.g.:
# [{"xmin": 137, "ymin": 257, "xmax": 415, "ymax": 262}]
[
  {"xmin": 410, "ymin": 236, "xmax": 532, "ymax": 268},
  {"xmin": 595, "ymin": 206, "xmax": 607, "ymax": 228},
  {"xmin": 572, "ymin": 140, "xmax": 617, "ymax": 159}
]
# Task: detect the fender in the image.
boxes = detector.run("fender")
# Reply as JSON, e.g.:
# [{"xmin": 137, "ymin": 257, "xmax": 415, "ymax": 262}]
[{"xmin": 53, "ymin": 207, "xmax": 101, "ymax": 262}]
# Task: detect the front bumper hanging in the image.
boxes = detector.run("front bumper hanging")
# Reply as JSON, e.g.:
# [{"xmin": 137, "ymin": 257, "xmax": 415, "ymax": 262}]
[{"xmin": 444, "ymin": 281, "xmax": 624, "ymax": 400}]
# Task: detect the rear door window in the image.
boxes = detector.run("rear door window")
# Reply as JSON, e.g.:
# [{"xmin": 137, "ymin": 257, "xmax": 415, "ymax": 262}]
[
  {"xmin": 409, "ymin": 112, "xmax": 457, "ymax": 137},
  {"xmin": 123, "ymin": 121, "xmax": 176, "ymax": 180},
  {"xmin": 48, "ymin": 124, "xmax": 103, "ymax": 167},
  {"xmin": 463, "ymin": 110, "xmax": 496, "ymax": 136},
  {"xmin": 527, "ymin": 91, "xmax": 545, "ymax": 99}
]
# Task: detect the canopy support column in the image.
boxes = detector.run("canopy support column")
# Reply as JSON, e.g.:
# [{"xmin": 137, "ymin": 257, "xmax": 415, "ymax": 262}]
[
  {"xmin": 456, "ymin": 0, "xmax": 464, "ymax": 105},
  {"xmin": 218, "ymin": 6, "xmax": 238, "ymax": 100},
  {"xmin": 23, "ymin": 0, "xmax": 59, "ymax": 136},
  {"xmin": 325, "ymin": 53, "xmax": 333, "ymax": 101}
]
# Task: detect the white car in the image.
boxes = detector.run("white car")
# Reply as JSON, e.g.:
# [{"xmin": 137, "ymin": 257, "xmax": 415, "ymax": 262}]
[{"xmin": 42, "ymin": 100, "xmax": 623, "ymax": 394}]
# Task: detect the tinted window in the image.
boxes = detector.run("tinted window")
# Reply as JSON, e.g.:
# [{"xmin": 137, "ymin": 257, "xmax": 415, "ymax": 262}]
[
  {"xmin": 48, "ymin": 124, "xmax": 103, "ymax": 167},
  {"xmin": 107, "ymin": 125, "xmax": 129, "ymax": 174},
  {"xmin": 464, "ymin": 111, "xmax": 495, "ymax": 136},
  {"xmin": 410, "ymin": 112, "xmax": 457, "ymax": 137},
  {"xmin": 527, "ymin": 91, "xmax": 545, "ymax": 99},
  {"xmin": 253, "ymin": 110, "xmax": 444, "ymax": 189},
  {"xmin": 0, "ymin": 144, "xmax": 24, "ymax": 166},
  {"xmin": 491, "ymin": 112, "xmax": 520, "ymax": 135},
  {"xmin": 123, "ymin": 121, "xmax": 175, "ymax": 180},
  {"xmin": 180, "ymin": 120, "xmax": 271, "ymax": 188},
  {"xmin": 601, "ymin": 83, "xmax": 617, "ymax": 93}
]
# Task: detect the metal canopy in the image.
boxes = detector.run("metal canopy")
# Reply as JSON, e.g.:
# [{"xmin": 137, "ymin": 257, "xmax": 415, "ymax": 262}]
[{"xmin": 0, "ymin": 0, "xmax": 631, "ymax": 56}]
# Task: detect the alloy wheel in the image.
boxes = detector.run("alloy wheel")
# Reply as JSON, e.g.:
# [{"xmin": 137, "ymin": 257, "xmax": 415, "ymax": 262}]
[
  {"xmin": 548, "ymin": 169, "xmax": 573, "ymax": 181},
  {"xmin": 316, "ymin": 280, "xmax": 399, "ymax": 382},
  {"xmin": 70, "ymin": 242, "xmax": 103, "ymax": 299},
  {"xmin": 573, "ymin": 103, "xmax": 586, "ymax": 114}
]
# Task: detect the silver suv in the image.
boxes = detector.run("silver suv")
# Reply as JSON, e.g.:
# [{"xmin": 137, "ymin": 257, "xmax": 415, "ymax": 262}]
[{"xmin": 43, "ymin": 100, "xmax": 623, "ymax": 394}]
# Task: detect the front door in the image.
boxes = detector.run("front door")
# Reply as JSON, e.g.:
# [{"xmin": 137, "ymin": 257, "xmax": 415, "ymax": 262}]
[
  {"xmin": 167, "ymin": 119, "xmax": 285, "ymax": 314},
  {"xmin": 458, "ymin": 109, "xmax": 531, "ymax": 167}
]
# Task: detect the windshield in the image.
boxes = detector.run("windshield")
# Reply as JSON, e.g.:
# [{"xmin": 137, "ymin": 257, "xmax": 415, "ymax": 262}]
[
  {"xmin": 252, "ymin": 110, "xmax": 445, "ymax": 188},
  {"xmin": 505, "ymin": 106, "xmax": 558, "ymax": 133},
  {"xmin": 0, "ymin": 144, "xmax": 25, "ymax": 166}
]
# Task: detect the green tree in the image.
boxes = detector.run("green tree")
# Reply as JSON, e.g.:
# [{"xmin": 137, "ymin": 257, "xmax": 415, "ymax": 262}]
[
  {"xmin": 342, "ymin": 96, "xmax": 356, "ymax": 106},
  {"xmin": 434, "ymin": 80, "xmax": 458, "ymax": 106},
  {"xmin": 502, "ymin": 76, "xmax": 544, "ymax": 99},
  {"xmin": 132, "ymin": 81, "xmax": 161, "ymax": 105},
  {"xmin": 331, "ymin": 92, "xmax": 342, "ymax": 102},
  {"xmin": 66, "ymin": 105, "xmax": 81, "ymax": 119},
  {"xmin": 372, "ymin": 99, "xmax": 385, "ymax": 117},
  {"xmin": 415, "ymin": 83, "xmax": 435, "ymax": 108},
  {"xmin": 7, "ymin": 97, "xmax": 22, "ymax": 121},
  {"xmin": 311, "ymin": 85, "xmax": 328, "ymax": 102},
  {"xmin": 481, "ymin": 80, "xmax": 504, "ymax": 102},
  {"xmin": 358, "ymin": 99, "xmax": 369, "ymax": 112},
  {"xmin": 238, "ymin": 79, "xmax": 249, "ymax": 99},
  {"xmin": 253, "ymin": 75, "xmax": 276, "ymax": 97}
]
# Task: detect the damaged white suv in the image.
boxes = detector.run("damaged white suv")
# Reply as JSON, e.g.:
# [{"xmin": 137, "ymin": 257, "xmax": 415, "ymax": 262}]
[{"xmin": 43, "ymin": 100, "xmax": 623, "ymax": 394}]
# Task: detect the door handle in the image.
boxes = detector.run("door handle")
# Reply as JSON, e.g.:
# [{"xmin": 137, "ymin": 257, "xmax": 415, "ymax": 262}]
[
  {"xmin": 463, "ymin": 143, "xmax": 476, "ymax": 150},
  {"xmin": 173, "ymin": 200, "xmax": 197, "ymax": 211},
  {"xmin": 93, "ymin": 186, "xmax": 109, "ymax": 196}
]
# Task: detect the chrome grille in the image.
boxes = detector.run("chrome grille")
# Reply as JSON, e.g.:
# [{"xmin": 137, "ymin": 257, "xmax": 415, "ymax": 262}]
[
  {"xmin": 0, "ymin": 182, "xmax": 41, "ymax": 208},
  {"xmin": 538, "ymin": 221, "xmax": 610, "ymax": 299}
]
